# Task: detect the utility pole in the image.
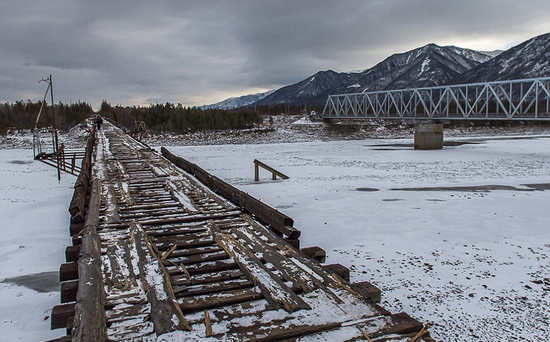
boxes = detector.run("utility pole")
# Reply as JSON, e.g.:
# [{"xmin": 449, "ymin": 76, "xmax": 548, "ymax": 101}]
[{"xmin": 38, "ymin": 74, "xmax": 55, "ymax": 128}]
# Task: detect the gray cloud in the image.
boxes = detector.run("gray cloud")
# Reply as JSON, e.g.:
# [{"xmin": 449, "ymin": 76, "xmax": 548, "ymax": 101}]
[{"xmin": 1, "ymin": 1, "xmax": 549, "ymax": 109}]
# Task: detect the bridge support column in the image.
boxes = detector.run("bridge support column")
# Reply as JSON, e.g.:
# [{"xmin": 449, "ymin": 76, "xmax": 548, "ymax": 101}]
[{"xmin": 414, "ymin": 122, "xmax": 443, "ymax": 150}]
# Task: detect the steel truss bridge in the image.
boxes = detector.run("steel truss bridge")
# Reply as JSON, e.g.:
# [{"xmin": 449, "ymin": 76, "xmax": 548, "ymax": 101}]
[{"xmin": 322, "ymin": 77, "xmax": 550, "ymax": 121}]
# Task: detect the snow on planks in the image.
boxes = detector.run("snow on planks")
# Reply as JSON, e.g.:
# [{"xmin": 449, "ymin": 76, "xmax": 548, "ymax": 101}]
[{"xmin": 50, "ymin": 121, "xmax": 428, "ymax": 342}]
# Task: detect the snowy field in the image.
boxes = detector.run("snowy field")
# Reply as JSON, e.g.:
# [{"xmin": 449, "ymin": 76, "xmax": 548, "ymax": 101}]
[
  {"xmin": 169, "ymin": 136, "xmax": 550, "ymax": 342},
  {"xmin": 0, "ymin": 149, "xmax": 73, "ymax": 341},
  {"xmin": 1, "ymin": 130, "xmax": 550, "ymax": 341}
]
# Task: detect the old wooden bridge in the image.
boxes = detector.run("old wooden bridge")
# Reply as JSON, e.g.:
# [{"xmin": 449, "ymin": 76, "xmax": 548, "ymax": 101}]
[{"xmin": 47, "ymin": 121, "xmax": 431, "ymax": 341}]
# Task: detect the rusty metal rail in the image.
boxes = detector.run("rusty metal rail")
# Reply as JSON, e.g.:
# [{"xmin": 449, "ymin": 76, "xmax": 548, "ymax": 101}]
[{"xmin": 48, "ymin": 121, "xmax": 430, "ymax": 342}]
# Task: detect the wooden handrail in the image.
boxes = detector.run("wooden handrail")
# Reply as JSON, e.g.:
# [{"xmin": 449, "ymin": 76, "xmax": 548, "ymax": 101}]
[{"xmin": 254, "ymin": 159, "xmax": 289, "ymax": 181}]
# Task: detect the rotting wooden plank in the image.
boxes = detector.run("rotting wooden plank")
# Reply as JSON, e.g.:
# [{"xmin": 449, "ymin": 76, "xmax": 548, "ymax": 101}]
[
  {"xmin": 166, "ymin": 245, "xmax": 223, "ymax": 258},
  {"xmin": 165, "ymin": 249, "xmax": 229, "ymax": 265},
  {"xmin": 103, "ymin": 239, "xmax": 138, "ymax": 292},
  {"xmin": 231, "ymin": 227, "xmax": 315, "ymax": 294},
  {"xmin": 121, "ymin": 208, "xmax": 187, "ymax": 220},
  {"xmin": 171, "ymin": 268, "xmax": 243, "ymax": 286},
  {"xmin": 207, "ymin": 221, "xmax": 311, "ymax": 313},
  {"xmin": 130, "ymin": 223, "xmax": 192, "ymax": 333},
  {"xmin": 241, "ymin": 215, "xmax": 347, "ymax": 291},
  {"xmin": 176, "ymin": 278, "xmax": 253, "ymax": 298},
  {"xmin": 167, "ymin": 259, "xmax": 239, "ymax": 276},
  {"xmin": 137, "ymin": 209, "xmax": 242, "ymax": 226},
  {"xmin": 72, "ymin": 181, "xmax": 107, "ymax": 342},
  {"xmin": 61, "ymin": 280, "xmax": 78, "ymax": 303},
  {"xmin": 155, "ymin": 235, "xmax": 216, "ymax": 251},
  {"xmin": 51, "ymin": 303, "xmax": 75, "ymax": 330},
  {"xmin": 118, "ymin": 202, "xmax": 181, "ymax": 211},
  {"xmin": 145, "ymin": 224, "xmax": 208, "ymax": 237},
  {"xmin": 300, "ymin": 246, "xmax": 326, "ymax": 263},
  {"xmin": 179, "ymin": 287, "xmax": 264, "ymax": 313}
]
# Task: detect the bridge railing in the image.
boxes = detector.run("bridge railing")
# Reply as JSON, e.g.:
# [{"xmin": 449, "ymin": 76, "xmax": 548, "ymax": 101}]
[{"xmin": 322, "ymin": 77, "xmax": 550, "ymax": 120}]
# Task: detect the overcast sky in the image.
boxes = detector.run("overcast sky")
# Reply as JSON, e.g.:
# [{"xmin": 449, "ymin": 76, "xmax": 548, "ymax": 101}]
[{"xmin": 2, "ymin": 1, "xmax": 550, "ymax": 110}]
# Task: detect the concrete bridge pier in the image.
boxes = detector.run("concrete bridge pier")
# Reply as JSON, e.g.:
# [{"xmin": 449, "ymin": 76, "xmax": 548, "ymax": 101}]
[{"xmin": 414, "ymin": 122, "xmax": 444, "ymax": 150}]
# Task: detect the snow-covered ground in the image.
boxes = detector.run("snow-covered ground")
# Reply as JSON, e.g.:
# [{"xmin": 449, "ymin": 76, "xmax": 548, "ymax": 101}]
[
  {"xmin": 168, "ymin": 135, "xmax": 550, "ymax": 342},
  {"xmin": 0, "ymin": 149, "xmax": 73, "ymax": 341},
  {"xmin": 1, "ymin": 119, "xmax": 550, "ymax": 341}
]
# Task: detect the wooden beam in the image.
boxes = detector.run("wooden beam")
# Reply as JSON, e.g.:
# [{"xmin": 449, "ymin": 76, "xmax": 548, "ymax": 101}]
[
  {"xmin": 207, "ymin": 221, "xmax": 310, "ymax": 313},
  {"xmin": 72, "ymin": 182, "xmax": 107, "ymax": 342},
  {"xmin": 253, "ymin": 159, "xmax": 289, "ymax": 181},
  {"xmin": 131, "ymin": 223, "xmax": 192, "ymax": 333}
]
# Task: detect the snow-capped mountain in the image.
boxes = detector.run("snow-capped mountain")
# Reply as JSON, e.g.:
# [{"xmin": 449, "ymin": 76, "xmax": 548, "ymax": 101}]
[
  {"xmin": 203, "ymin": 90, "xmax": 275, "ymax": 109},
  {"xmin": 337, "ymin": 44, "xmax": 496, "ymax": 93},
  {"xmin": 457, "ymin": 32, "xmax": 550, "ymax": 83},
  {"xmin": 253, "ymin": 44, "xmax": 496, "ymax": 106},
  {"xmin": 206, "ymin": 32, "xmax": 549, "ymax": 108},
  {"xmin": 253, "ymin": 70, "xmax": 351, "ymax": 107}
]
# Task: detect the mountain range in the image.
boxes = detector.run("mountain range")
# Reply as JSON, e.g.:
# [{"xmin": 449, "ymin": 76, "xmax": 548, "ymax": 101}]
[{"xmin": 207, "ymin": 32, "xmax": 550, "ymax": 109}]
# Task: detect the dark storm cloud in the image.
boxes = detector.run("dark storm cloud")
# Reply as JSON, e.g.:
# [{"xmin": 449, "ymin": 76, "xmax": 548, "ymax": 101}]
[{"xmin": 1, "ymin": 1, "xmax": 549, "ymax": 109}]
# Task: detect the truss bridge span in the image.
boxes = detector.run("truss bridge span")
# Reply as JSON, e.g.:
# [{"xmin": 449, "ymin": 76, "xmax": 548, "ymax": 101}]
[{"xmin": 322, "ymin": 77, "xmax": 550, "ymax": 121}]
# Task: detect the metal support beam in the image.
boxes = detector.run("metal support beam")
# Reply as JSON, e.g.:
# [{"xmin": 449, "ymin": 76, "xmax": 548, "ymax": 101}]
[{"xmin": 322, "ymin": 77, "xmax": 550, "ymax": 121}]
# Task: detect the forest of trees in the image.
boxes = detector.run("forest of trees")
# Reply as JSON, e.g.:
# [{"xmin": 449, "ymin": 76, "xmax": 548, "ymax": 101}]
[
  {"xmin": 99, "ymin": 101, "xmax": 264, "ymax": 133},
  {"xmin": 0, "ymin": 99, "xmax": 314, "ymax": 135},
  {"xmin": 0, "ymin": 100, "xmax": 93, "ymax": 133}
]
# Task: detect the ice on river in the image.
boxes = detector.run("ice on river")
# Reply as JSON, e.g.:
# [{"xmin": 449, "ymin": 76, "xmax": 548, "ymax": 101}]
[
  {"xmin": 170, "ymin": 135, "xmax": 550, "ymax": 342},
  {"xmin": 1, "ymin": 134, "xmax": 550, "ymax": 341}
]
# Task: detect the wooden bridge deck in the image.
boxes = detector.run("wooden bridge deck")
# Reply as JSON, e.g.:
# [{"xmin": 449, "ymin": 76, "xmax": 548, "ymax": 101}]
[{"xmin": 49, "ymin": 122, "xmax": 430, "ymax": 341}]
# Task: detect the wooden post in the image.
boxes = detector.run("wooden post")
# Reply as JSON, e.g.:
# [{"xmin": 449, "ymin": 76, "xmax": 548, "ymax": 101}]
[{"xmin": 253, "ymin": 159, "xmax": 289, "ymax": 181}]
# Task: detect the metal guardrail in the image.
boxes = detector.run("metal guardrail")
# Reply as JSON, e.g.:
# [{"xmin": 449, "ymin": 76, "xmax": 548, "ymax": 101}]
[{"xmin": 322, "ymin": 77, "xmax": 550, "ymax": 120}]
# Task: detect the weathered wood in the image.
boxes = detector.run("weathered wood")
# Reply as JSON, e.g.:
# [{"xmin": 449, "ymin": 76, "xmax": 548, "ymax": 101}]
[
  {"xmin": 171, "ymin": 269, "xmax": 243, "ymax": 286},
  {"xmin": 61, "ymin": 280, "xmax": 79, "ymax": 303},
  {"xmin": 167, "ymin": 245, "xmax": 223, "ymax": 258},
  {"xmin": 204, "ymin": 310, "xmax": 213, "ymax": 337},
  {"xmin": 69, "ymin": 222, "xmax": 84, "ymax": 236},
  {"xmin": 177, "ymin": 278, "xmax": 253, "ymax": 298},
  {"xmin": 103, "ymin": 240, "xmax": 137, "ymax": 292},
  {"xmin": 43, "ymin": 336, "xmax": 72, "ymax": 342},
  {"xmin": 253, "ymin": 159, "xmax": 289, "ymax": 181},
  {"xmin": 65, "ymin": 245, "xmax": 81, "ymax": 262},
  {"xmin": 162, "ymin": 147, "xmax": 301, "ymax": 239},
  {"xmin": 59, "ymin": 262, "xmax": 78, "ymax": 282},
  {"xmin": 370, "ymin": 312, "xmax": 423, "ymax": 338},
  {"xmin": 324, "ymin": 263, "xmax": 350, "ymax": 282},
  {"xmin": 179, "ymin": 287, "xmax": 263, "ymax": 313},
  {"xmin": 232, "ymin": 228, "xmax": 315, "ymax": 294},
  {"xmin": 72, "ymin": 181, "xmax": 107, "ymax": 342},
  {"xmin": 409, "ymin": 323, "xmax": 431, "ymax": 342},
  {"xmin": 52, "ymin": 126, "xmax": 428, "ymax": 341},
  {"xmin": 51, "ymin": 303, "xmax": 75, "ymax": 329},
  {"xmin": 138, "ymin": 209, "xmax": 242, "ymax": 226},
  {"xmin": 131, "ymin": 223, "xmax": 192, "ymax": 333},
  {"xmin": 350, "ymin": 281, "xmax": 381, "ymax": 303},
  {"xmin": 165, "ymin": 249, "xmax": 229, "ymax": 265},
  {"xmin": 167, "ymin": 259, "xmax": 239, "ymax": 276},
  {"xmin": 300, "ymin": 246, "xmax": 326, "ymax": 263},
  {"xmin": 208, "ymin": 221, "xmax": 310, "ymax": 313},
  {"xmin": 284, "ymin": 237, "xmax": 300, "ymax": 249},
  {"xmin": 222, "ymin": 321, "xmax": 342, "ymax": 342}
]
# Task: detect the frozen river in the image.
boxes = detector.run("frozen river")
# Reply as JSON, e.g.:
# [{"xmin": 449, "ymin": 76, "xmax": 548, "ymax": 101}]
[
  {"xmin": 171, "ymin": 135, "xmax": 550, "ymax": 342},
  {"xmin": 1, "ymin": 134, "xmax": 550, "ymax": 341}
]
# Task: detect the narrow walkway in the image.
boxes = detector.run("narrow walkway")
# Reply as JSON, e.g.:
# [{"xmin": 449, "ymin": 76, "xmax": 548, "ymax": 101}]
[{"xmin": 54, "ymin": 122, "xmax": 428, "ymax": 341}]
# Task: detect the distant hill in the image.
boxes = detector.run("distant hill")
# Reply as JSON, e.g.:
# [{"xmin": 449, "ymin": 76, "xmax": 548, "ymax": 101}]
[
  {"xmin": 253, "ymin": 70, "xmax": 351, "ymax": 107},
  {"xmin": 205, "ymin": 32, "xmax": 550, "ymax": 108},
  {"xmin": 202, "ymin": 90, "xmax": 275, "ymax": 109},
  {"xmin": 324, "ymin": 44, "xmax": 496, "ymax": 101},
  {"xmin": 457, "ymin": 32, "xmax": 550, "ymax": 83}
]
